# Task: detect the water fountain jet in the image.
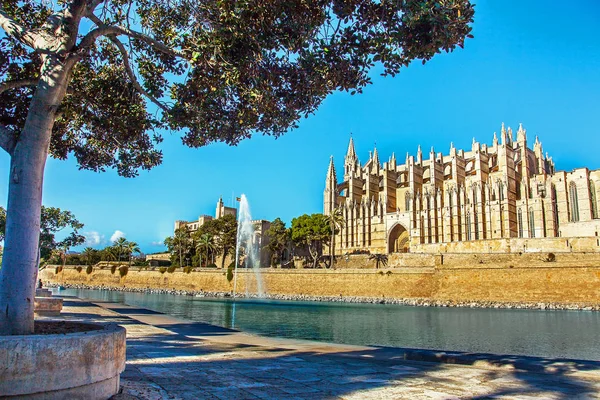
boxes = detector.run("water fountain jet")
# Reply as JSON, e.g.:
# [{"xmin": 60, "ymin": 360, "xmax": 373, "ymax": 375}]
[{"xmin": 232, "ymin": 194, "xmax": 265, "ymax": 302}]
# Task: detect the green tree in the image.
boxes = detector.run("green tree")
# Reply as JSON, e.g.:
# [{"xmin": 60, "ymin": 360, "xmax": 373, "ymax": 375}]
[
  {"xmin": 216, "ymin": 215, "xmax": 238, "ymax": 269},
  {"xmin": 291, "ymin": 214, "xmax": 331, "ymax": 269},
  {"xmin": 266, "ymin": 218, "xmax": 289, "ymax": 266},
  {"xmin": 369, "ymin": 254, "xmax": 388, "ymax": 269},
  {"xmin": 194, "ymin": 233, "xmax": 215, "ymax": 268},
  {"xmin": 198, "ymin": 214, "xmax": 238, "ymax": 269},
  {"xmin": 0, "ymin": 205, "xmax": 84, "ymax": 264},
  {"xmin": 165, "ymin": 228, "xmax": 192, "ymax": 267},
  {"xmin": 38, "ymin": 206, "xmax": 85, "ymax": 260},
  {"xmin": 324, "ymin": 208, "xmax": 345, "ymax": 268},
  {"xmin": 113, "ymin": 237, "xmax": 129, "ymax": 263},
  {"xmin": 126, "ymin": 241, "xmax": 141, "ymax": 267},
  {"xmin": 100, "ymin": 246, "xmax": 118, "ymax": 262},
  {"xmin": 0, "ymin": 0, "xmax": 474, "ymax": 337},
  {"xmin": 82, "ymin": 247, "xmax": 98, "ymax": 266}
]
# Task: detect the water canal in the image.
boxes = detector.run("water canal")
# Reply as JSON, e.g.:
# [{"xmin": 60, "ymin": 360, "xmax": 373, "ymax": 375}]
[{"xmin": 60, "ymin": 288, "xmax": 600, "ymax": 361}]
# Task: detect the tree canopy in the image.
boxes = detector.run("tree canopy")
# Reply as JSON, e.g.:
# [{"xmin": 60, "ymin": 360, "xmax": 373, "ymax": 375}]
[
  {"xmin": 0, "ymin": 0, "xmax": 474, "ymax": 176},
  {"xmin": 0, "ymin": 205, "xmax": 84, "ymax": 260},
  {"xmin": 0, "ymin": 0, "xmax": 474, "ymax": 335},
  {"xmin": 196, "ymin": 214, "xmax": 237, "ymax": 268},
  {"xmin": 266, "ymin": 217, "xmax": 289, "ymax": 266},
  {"xmin": 291, "ymin": 213, "xmax": 330, "ymax": 268}
]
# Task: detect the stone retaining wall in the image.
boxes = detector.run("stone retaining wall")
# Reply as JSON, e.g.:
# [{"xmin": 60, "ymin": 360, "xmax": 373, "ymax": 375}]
[{"xmin": 41, "ymin": 252, "xmax": 600, "ymax": 305}]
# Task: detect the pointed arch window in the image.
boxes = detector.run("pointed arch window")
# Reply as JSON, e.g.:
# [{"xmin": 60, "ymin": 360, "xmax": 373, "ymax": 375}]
[
  {"xmin": 518, "ymin": 208, "xmax": 524, "ymax": 238},
  {"xmin": 405, "ymin": 192, "xmax": 411, "ymax": 212},
  {"xmin": 569, "ymin": 182, "xmax": 579, "ymax": 222},
  {"xmin": 590, "ymin": 180, "xmax": 598, "ymax": 219},
  {"xmin": 466, "ymin": 212, "xmax": 472, "ymax": 241},
  {"xmin": 528, "ymin": 207, "xmax": 535, "ymax": 238},
  {"xmin": 498, "ymin": 181, "xmax": 505, "ymax": 201},
  {"xmin": 474, "ymin": 210, "xmax": 479, "ymax": 240},
  {"xmin": 551, "ymin": 184, "xmax": 559, "ymax": 235}
]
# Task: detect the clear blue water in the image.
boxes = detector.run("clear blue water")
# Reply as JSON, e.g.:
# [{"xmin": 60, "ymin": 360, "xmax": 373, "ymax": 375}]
[{"xmin": 60, "ymin": 288, "xmax": 600, "ymax": 361}]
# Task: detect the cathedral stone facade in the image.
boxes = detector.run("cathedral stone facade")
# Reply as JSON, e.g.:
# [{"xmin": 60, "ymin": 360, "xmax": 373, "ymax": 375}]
[{"xmin": 324, "ymin": 124, "xmax": 600, "ymax": 255}]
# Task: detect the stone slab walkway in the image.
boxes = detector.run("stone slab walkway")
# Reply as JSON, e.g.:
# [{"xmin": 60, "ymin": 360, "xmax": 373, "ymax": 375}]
[{"xmin": 46, "ymin": 296, "xmax": 600, "ymax": 399}]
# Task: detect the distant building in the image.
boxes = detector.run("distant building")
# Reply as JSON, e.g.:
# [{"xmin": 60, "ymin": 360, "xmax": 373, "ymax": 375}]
[
  {"xmin": 174, "ymin": 197, "xmax": 273, "ymax": 267},
  {"xmin": 174, "ymin": 197, "xmax": 237, "ymax": 233},
  {"xmin": 324, "ymin": 124, "xmax": 600, "ymax": 254}
]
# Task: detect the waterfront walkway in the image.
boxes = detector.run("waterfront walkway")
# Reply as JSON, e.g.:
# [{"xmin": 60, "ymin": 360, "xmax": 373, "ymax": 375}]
[{"xmin": 52, "ymin": 297, "xmax": 600, "ymax": 399}]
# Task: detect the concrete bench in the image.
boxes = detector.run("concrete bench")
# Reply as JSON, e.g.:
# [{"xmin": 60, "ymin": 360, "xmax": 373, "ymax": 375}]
[
  {"xmin": 34, "ymin": 297, "xmax": 63, "ymax": 316},
  {"xmin": 36, "ymin": 288, "xmax": 52, "ymax": 297}
]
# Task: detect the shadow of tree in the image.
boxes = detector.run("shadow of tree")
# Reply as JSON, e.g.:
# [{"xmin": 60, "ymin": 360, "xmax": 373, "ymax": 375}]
[
  {"xmin": 117, "ymin": 323, "xmax": 599, "ymax": 399},
  {"xmin": 60, "ymin": 298, "xmax": 600, "ymax": 399}
]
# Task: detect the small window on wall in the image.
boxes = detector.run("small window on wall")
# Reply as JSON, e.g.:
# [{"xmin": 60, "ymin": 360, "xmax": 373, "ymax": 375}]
[
  {"xmin": 590, "ymin": 180, "xmax": 598, "ymax": 219},
  {"xmin": 569, "ymin": 182, "xmax": 579, "ymax": 222}
]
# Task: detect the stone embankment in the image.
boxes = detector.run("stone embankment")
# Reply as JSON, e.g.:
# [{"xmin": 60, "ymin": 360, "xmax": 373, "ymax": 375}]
[{"xmin": 50, "ymin": 283, "xmax": 600, "ymax": 311}]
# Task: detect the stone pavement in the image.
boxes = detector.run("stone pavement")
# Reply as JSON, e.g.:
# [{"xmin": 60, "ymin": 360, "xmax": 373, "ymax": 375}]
[{"xmin": 50, "ymin": 297, "xmax": 600, "ymax": 400}]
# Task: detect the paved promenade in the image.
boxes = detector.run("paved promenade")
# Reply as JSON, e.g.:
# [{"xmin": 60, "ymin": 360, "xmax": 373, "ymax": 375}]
[{"xmin": 51, "ymin": 297, "xmax": 600, "ymax": 399}]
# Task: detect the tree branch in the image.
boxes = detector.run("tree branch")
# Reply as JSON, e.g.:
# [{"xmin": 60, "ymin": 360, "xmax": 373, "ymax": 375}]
[
  {"xmin": 108, "ymin": 36, "xmax": 170, "ymax": 113},
  {"xmin": 0, "ymin": 78, "xmax": 38, "ymax": 95},
  {"xmin": 0, "ymin": 125, "xmax": 17, "ymax": 156},
  {"xmin": 77, "ymin": 14, "xmax": 186, "ymax": 59},
  {"xmin": 0, "ymin": 9, "xmax": 42, "ymax": 49}
]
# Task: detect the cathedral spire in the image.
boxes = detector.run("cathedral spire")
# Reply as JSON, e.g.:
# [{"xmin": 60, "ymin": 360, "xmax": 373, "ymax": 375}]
[
  {"xmin": 493, "ymin": 132, "xmax": 498, "ymax": 146},
  {"xmin": 326, "ymin": 155, "xmax": 337, "ymax": 183},
  {"xmin": 344, "ymin": 135, "xmax": 359, "ymax": 178},
  {"xmin": 417, "ymin": 145, "xmax": 423, "ymax": 164},
  {"xmin": 372, "ymin": 145, "xmax": 380, "ymax": 167},
  {"xmin": 517, "ymin": 123, "xmax": 526, "ymax": 142},
  {"xmin": 346, "ymin": 135, "xmax": 357, "ymax": 160},
  {"xmin": 500, "ymin": 122, "xmax": 508, "ymax": 144},
  {"xmin": 324, "ymin": 156, "xmax": 338, "ymax": 215}
]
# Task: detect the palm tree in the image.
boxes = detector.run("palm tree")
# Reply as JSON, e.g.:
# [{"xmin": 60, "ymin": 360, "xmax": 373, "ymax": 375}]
[
  {"xmin": 170, "ymin": 228, "xmax": 191, "ymax": 267},
  {"xmin": 58, "ymin": 244, "xmax": 68, "ymax": 269},
  {"xmin": 324, "ymin": 208, "xmax": 345, "ymax": 268},
  {"xmin": 196, "ymin": 233, "xmax": 215, "ymax": 267},
  {"xmin": 101, "ymin": 246, "xmax": 118, "ymax": 262},
  {"xmin": 126, "ymin": 241, "xmax": 141, "ymax": 267},
  {"xmin": 369, "ymin": 253, "xmax": 388, "ymax": 269},
  {"xmin": 82, "ymin": 247, "xmax": 96, "ymax": 266},
  {"xmin": 113, "ymin": 237, "xmax": 128, "ymax": 262}
]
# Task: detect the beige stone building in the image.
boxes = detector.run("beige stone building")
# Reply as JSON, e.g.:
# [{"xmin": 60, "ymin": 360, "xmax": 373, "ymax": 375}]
[
  {"xmin": 174, "ymin": 197, "xmax": 237, "ymax": 232},
  {"xmin": 324, "ymin": 124, "xmax": 600, "ymax": 255},
  {"xmin": 174, "ymin": 198, "xmax": 273, "ymax": 267}
]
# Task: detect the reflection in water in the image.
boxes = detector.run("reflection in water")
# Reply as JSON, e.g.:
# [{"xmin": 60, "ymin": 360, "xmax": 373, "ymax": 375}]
[{"xmin": 59, "ymin": 288, "xmax": 600, "ymax": 361}]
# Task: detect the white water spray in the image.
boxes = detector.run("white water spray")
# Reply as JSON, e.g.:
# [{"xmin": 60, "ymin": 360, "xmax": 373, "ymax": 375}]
[{"xmin": 232, "ymin": 194, "xmax": 265, "ymax": 300}]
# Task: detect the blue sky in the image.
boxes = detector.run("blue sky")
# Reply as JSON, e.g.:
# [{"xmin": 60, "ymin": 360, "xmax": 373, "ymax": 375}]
[{"xmin": 2, "ymin": 1, "xmax": 600, "ymax": 253}]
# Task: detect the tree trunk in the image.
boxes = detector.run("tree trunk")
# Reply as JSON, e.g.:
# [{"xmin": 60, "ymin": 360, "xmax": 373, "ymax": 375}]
[
  {"xmin": 330, "ymin": 230, "xmax": 334, "ymax": 268},
  {"xmin": 0, "ymin": 56, "xmax": 73, "ymax": 335},
  {"xmin": 220, "ymin": 248, "xmax": 227, "ymax": 269},
  {"xmin": 309, "ymin": 243, "xmax": 318, "ymax": 269}
]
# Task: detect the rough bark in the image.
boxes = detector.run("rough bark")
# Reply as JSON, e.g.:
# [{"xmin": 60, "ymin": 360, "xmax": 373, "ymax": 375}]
[{"xmin": 0, "ymin": 56, "xmax": 72, "ymax": 335}]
